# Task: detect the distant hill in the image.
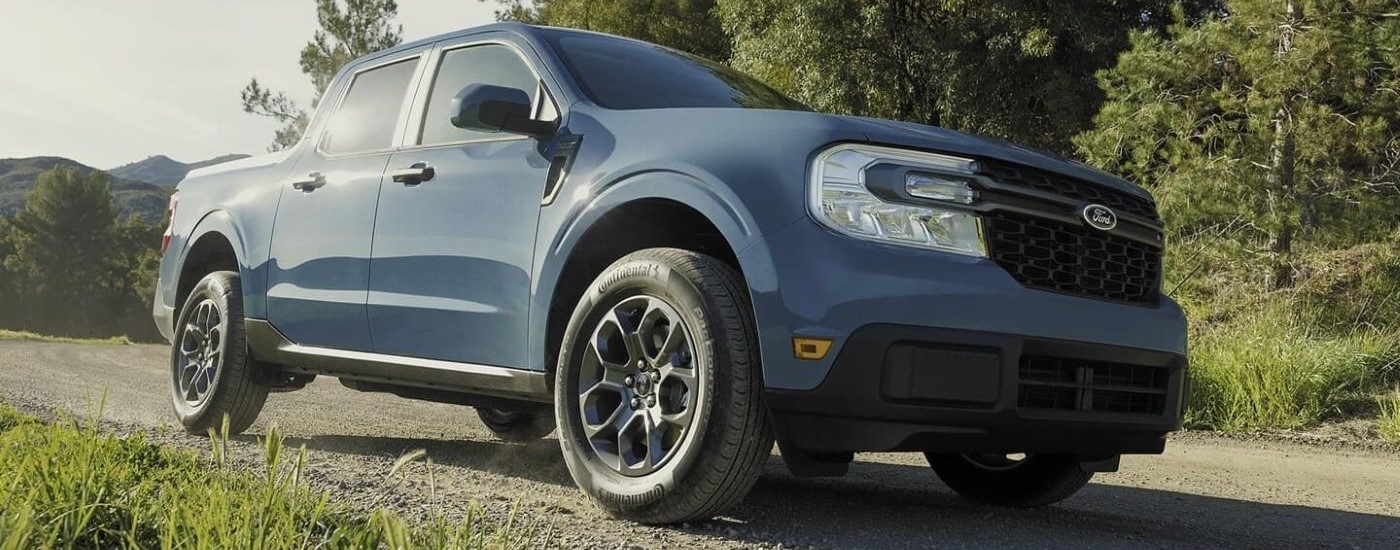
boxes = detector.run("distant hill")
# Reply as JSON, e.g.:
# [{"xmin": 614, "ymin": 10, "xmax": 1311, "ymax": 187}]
[
  {"xmin": 0, "ymin": 157, "xmax": 171, "ymax": 223},
  {"xmin": 108, "ymin": 153, "xmax": 250, "ymax": 188}
]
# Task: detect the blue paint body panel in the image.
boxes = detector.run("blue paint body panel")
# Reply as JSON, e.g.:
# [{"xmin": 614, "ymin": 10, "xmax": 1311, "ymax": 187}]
[
  {"xmin": 153, "ymin": 22, "xmax": 1187, "ymax": 403},
  {"xmin": 368, "ymin": 141, "xmax": 549, "ymax": 366},
  {"xmin": 265, "ymin": 153, "xmax": 393, "ymax": 351}
]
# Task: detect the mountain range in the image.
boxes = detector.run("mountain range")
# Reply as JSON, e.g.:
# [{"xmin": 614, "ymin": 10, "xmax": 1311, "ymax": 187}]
[
  {"xmin": 0, "ymin": 154, "xmax": 248, "ymax": 223},
  {"xmin": 108, "ymin": 154, "xmax": 250, "ymax": 189}
]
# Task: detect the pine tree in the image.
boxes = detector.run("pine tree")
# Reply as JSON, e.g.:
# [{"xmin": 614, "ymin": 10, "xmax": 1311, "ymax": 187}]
[
  {"xmin": 0, "ymin": 217, "xmax": 18, "ymax": 328},
  {"xmin": 242, "ymin": 0, "xmax": 403, "ymax": 150},
  {"xmin": 495, "ymin": 0, "xmax": 731, "ymax": 62},
  {"xmin": 4, "ymin": 168, "xmax": 120, "ymax": 335},
  {"xmin": 714, "ymin": 0, "xmax": 1222, "ymax": 155},
  {"xmin": 1075, "ymin": 0, "xmax": 1400, "ymax": 287}
]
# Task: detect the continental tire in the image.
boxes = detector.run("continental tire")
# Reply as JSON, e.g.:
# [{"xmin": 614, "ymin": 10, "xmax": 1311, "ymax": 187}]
[
  {"xmin": 169, "ymin": 271, "xmax": 269, "ymax": 435},
  {"xmin": 555, "ymin": 248, "xmax": 772, "ymax": 524}
]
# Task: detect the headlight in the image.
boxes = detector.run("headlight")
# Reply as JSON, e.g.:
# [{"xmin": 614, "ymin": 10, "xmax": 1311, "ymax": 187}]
[{"xmin": 809, "ymin": 144, "xmax": 987, "ymax": 257}]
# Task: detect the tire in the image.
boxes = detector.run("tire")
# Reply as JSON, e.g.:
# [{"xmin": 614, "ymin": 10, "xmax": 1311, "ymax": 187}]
[
  {"xmin": 926, "ymin": 453, "xmax": 1093, "ymax": 507},
  {"xmin": 555, "ymin": 248, "xmax": 772, "ymax": 524},
  {"xmin": 476, "ymin": 407, "xmax": 556, "ymax": 442},
  {"xmin": 169, "ymin": 271, "xmax": 269, "ymax": 436}
]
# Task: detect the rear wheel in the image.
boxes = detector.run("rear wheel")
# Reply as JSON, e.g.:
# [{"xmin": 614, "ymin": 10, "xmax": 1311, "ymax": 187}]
[
  {"xmin": 925, "ymin": 453, "xmax": 1093, "ymax": 507},
  {"xmin": 556, "ymin": 248, "xmax": 772, "ymax": 524},
  {"xmin": 170, "ymin": 271, "xmax": 269, "ymax": 435},
  {"xmin": 476, "ymin": 407, "xmax": 556, "ymax": 442}
]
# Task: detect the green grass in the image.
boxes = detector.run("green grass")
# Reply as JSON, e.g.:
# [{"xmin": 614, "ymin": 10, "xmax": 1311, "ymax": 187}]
[
  {"xmin": 0, "ymin": 407, "xmax": 543, "ymax": 549},
  {"xmin": 1185, "ymin": 304, "xmax": 1396, "ymax": 432},
  {"xmin": 1378, "ymin": 392, "xmax": 1400, "ymax": 444},
  {"xmin": 1166, "ymin": 236, "xmax": 1400, "ymax": 435},
  {"xmin": 0, "ymin": 330, "xmax": 131, "ymax": 345}
]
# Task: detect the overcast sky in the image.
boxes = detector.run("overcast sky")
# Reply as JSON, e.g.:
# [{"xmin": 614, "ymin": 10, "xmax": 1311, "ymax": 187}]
[{"xmin": 0, "ymin": 1, "xmax": 501, "ymax": 168}]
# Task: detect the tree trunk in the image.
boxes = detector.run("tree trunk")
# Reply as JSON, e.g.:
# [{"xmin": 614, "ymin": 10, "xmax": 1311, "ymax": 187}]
[{"xmin": 1268, "ymin": 1, "xmax": 1302, "ymax": 289}]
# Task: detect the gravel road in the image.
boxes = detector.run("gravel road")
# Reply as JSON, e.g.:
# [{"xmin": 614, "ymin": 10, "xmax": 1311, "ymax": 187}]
[{"xmin": 1, "ymin": 340, "xmax": 1397, "ymax": 549}]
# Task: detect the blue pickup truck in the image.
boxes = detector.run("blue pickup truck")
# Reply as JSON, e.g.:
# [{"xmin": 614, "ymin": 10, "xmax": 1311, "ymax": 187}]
[{"xmin": 153, "ymin": 23, "xmax": 1188, "ymax": 524}]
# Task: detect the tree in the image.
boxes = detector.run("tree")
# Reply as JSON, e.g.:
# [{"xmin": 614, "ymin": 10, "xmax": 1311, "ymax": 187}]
[
  {"xmin": 0, "ymin": 218, "xmax": 18, "ymax": 328},
  {"xmin": 242, "ymin": 0, "xmax": 403, "ymax": 150},
  {"xmin": 715, "ymin": 0, "xmax": 1221, "ymax": 155},
  {"xmin": 1074, "ymin": 0, "xmax": 1400, "ymax": 287},
  {"xmin": 3, "ymin": 168, "xmax": 120, "ymax": 336},
  {"xmin": 493, "ymin": 0, "xmax": 731, "ymax": 62}
]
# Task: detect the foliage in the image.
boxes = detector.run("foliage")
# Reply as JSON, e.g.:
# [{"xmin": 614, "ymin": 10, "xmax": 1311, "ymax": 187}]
[
  {"xmin": 1292, "ymin": 241, "xmax": 1400, "ymax": 331},
  {"xmin": 1185, "ymin": 301, "xmax": 1394, "ymax": 431},
  {"xmin": 241, "ymin": 0, "xmax": 404, "ymax": 151},
  {"xmin": 1, "ymin": 156, "xmax": 170, "ymax": 222},
  {"xmin": 4, "ymin": 168, "xmax": 117, "ymax": 334},
  {"xmin": 0, "ymin": 407, "xmax": 544, "ymax": 549},
  {"xmin": 0, "ymin": 168, "xmax": 160, "ymax": 341},
  {"xmin": 1075, "ymin": 0, "xmax": 1400, "ymax": 286},
  {"xmin": 1378, "ymin": 391, "xmax": 1400, "ymax": 444},
  {"xmin": 494, "ymin": 0, "xmax": 731, "ymax": 62},
  {"xmin": 714, "ymin": 0, "xmax": 1220, "ymax": 155},
  {"xmin": 1167, "ymin": 232, "xmax": 1400, "ymax": 432}
]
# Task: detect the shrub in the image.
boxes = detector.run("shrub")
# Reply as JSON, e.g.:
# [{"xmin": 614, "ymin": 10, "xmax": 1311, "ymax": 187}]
[
  {"xmin": 1378, "ymin": 392, "xmax": 1400, "ymax": 445},
  {"xmin": 1185, "ymin": 304, "xmax": 1394, "ymax": 432}
]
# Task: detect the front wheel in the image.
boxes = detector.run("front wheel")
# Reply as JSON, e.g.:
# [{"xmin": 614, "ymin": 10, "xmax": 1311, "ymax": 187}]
[
  {"xmin": 170, "ymin": 271, "xmax": 269, "ymax": 435},
  {"xmin": 925, "ymin": 453, "xmax": 1093, "ymax": 507},
  {"xmin": 555, "ymin": 248, "xmax": 772, "ymax": 524}
]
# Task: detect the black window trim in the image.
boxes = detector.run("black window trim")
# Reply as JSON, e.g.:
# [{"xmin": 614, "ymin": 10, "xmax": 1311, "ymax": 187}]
[
  {"xmin": 399, "ymin": 37, "xmax": 562, "ymax": 152},
  {"xmin": 314, "ymin": 50, "xmax": 430, "ymax": 159}
]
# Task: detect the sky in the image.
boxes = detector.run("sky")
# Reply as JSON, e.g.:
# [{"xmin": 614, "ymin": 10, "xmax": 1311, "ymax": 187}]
[{"xmin": 0, "ymin": 1, "xmax": 501, "ymax": 169}]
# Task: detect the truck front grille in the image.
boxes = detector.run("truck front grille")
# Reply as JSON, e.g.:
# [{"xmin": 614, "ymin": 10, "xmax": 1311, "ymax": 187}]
[
  {"xmin": 979, "ymin": 161, "xmax": 1160, "ymax": 222},
  {"xmin": 1017, "ymin": 355, "xmax": 1170, "ymax": 416},
  {"xmin": 985, "ymin": 211, "xmax": 1161, "ymax": 306}
]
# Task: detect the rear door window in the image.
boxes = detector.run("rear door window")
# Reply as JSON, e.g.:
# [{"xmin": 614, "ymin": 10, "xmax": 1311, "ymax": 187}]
[{"xmin": 320, "ymin": 58, "xmax": 418, "ymax": 155}]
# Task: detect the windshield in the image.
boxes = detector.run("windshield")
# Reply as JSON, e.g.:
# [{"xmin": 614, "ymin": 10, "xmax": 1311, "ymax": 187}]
[{"xmin": 542, "ymin": 29, "xmax": 809, "ymax": 112}]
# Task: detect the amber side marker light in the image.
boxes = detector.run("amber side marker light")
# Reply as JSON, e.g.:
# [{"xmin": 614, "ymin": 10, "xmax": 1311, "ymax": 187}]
[{"xmin": 792, "ymin": 337, "xmax": 834, "ymax": 360}]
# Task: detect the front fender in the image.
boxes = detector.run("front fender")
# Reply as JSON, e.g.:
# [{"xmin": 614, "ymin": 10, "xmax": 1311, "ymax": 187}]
[
  {"xmin": 163, "ymin": 210, "xmax": 259, "ymax": 317},
  {"xmin": 527, "ymin": 167, "xmax": 797, "ymax": 372}
]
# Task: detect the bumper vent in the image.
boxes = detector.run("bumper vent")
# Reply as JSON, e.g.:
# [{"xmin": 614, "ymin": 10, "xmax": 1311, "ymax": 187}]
[
  {"xmin": 1017, "ymin": 355, "xmax": 1170, "ymax": 416},
  {"xmin": 979, "ymin": 161, "xmax": 1160, "ymax": 222},
  {"xmin": 986, "ymin": 211, "xmax": 1161, "ymax": 305}
]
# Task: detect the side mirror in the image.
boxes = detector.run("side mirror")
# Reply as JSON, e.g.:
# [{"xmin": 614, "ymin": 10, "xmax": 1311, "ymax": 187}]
[{"xmin": 450, "ymin": 84, "xmax": 556, "ymax": 139}]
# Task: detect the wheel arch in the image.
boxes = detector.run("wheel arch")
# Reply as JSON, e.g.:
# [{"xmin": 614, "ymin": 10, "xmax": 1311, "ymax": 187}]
[
  {"xmin": 174, "ymin": 211, "xmax": 250, "ymax": 315},
  {"xmin": 531, "ymin": 170, "xmax": 779, "ymax": 386}
]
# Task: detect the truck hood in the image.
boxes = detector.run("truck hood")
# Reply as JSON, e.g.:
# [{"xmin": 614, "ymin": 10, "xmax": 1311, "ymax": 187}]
[{"xmin": 830, "ymin": 114, "xmax": 1151, "ymax": 200}]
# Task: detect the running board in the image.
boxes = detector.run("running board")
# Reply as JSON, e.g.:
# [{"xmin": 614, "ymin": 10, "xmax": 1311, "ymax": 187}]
[{"xmin": 244, "ymin": 319, "xmax": 550, "ymax": 403}]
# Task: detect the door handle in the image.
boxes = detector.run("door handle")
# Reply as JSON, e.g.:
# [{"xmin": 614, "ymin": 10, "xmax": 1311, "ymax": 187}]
[
  {"xmin": 290, "ymin": 172, "xmax": 325, "ymax": 191},
  {"xmin": 391, "ymin": 163, "xmax": 435, "ymax": 185}
]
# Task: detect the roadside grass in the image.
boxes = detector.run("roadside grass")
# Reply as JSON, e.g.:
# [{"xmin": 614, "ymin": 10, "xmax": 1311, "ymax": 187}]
[
  {"xmin": 1173, "ymin": 237, "xmax": 1400, "ymax": 433},
  {"xmin": 1378, "ymin": 392, "xmax": 1400, "ymax": 444},
  {"xmin": 1185, "ymin": 306, "xmax": 1394, "ymax": 431},
  {"xmin": 0, "ymin": 329, "xmax": 131, "ymax": 345},
  {"xmin": 0, "ymin": 406, "xmax": 543, "ymax": 549}
]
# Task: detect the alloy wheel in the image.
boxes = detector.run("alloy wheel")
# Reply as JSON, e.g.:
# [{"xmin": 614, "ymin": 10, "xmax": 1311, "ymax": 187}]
[
  {"xmin": 576, "ymin": 295, "xmax": 704, "ymax": 476},
  {"xmin": 175, "ymin": 298, "xmax": 224, "ymax": 407}
]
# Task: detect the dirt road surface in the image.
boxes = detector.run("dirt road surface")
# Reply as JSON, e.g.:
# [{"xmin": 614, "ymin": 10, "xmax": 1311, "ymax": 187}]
[{"xmin": 1, "ymin": 340, "xmax": 1397, "ymax": 549}]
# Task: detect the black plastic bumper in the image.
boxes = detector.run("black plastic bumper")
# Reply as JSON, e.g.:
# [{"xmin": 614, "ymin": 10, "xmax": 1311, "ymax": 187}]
[{"xmin": 766, "ymin": 324, "xmax": 1187, "ymax": 465}]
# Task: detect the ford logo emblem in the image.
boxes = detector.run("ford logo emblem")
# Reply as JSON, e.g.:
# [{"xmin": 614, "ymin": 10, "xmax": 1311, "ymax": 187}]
[{"xmin": 1081, "ymin": 204, "xmax": 1117, "ymax": 231}]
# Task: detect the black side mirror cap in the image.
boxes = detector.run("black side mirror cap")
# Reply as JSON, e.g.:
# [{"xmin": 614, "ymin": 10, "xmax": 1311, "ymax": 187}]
[{"xmin": 450, "ymin": 84, "xmax": 557, "ymax": 139}]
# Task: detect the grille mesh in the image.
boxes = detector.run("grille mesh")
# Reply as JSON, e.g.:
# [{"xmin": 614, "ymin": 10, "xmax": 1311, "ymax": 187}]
[
  {"xmin": 979, "ymin": 161, "xmax": 1159, "ymax": 222},
  {"xmin": 986, "ymin": 211, "xmax": 1161, "ymax": 305},
  {"xmin": 1017, "ymin": 356, "xmax": 1170, "ymax": 416}
]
